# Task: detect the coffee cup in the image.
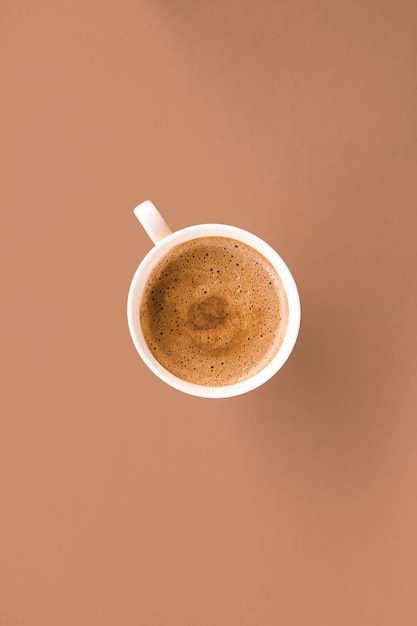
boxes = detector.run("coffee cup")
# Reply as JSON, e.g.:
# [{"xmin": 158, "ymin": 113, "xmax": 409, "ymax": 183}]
[{"xmin": 127, "ymin": 201, "xmax": 300, "ymax": 398}]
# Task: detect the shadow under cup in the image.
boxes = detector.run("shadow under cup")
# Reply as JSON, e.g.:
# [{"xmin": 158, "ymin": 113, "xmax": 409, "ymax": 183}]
[{"xmin": 127, "ymin": 224, "xmax": 300, "ymax": 398}]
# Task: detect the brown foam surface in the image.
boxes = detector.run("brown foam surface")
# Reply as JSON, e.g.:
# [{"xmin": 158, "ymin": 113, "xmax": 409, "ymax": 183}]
[{"xmin": 140, "ymin": 237, "xmax": 288, "ymax": 385}]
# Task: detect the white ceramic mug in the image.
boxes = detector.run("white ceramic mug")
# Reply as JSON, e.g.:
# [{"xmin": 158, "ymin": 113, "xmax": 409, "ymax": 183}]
[{"xmin": 127, "ymin": 201, "xmax": 300, "ymax": 398}]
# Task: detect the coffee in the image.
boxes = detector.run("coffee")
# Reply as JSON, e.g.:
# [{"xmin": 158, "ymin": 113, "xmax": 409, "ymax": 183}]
[{"xmin": 139, "ymin": 236, "xmax": 288, "ymax": 386}]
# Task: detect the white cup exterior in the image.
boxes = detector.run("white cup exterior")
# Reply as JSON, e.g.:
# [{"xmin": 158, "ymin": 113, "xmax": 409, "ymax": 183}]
[{"xmin": 127, "ymin": 205, "xmax": 300, "ymax": 398}]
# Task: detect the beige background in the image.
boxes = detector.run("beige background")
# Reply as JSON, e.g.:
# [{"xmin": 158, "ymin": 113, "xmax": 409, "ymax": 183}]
[{"xmin": 1, "ymin": 1, "xmax": 417, "ymax": 624}]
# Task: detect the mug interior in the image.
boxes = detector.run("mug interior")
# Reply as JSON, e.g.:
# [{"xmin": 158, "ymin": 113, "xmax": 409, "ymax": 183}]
[{"xmin": 127, "ymin": 224, "xmax": 300, "ymax": 398}]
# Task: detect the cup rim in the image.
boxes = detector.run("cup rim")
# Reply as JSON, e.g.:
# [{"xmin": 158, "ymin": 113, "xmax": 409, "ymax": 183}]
[{"xmin": 127, "ymin": 224, "xmax": 300, "ymax": 398}]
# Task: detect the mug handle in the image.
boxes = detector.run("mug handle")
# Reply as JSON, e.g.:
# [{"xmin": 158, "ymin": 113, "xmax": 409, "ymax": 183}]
[{"xmin": 133, "ymin": 200, "xmax": 173, "ymax": 244}]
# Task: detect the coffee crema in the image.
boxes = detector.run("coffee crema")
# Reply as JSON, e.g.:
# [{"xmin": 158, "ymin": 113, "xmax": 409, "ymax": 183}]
[{"xmin": 140, "ymin": 236, "xmax": 288, "ymax": 386}]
